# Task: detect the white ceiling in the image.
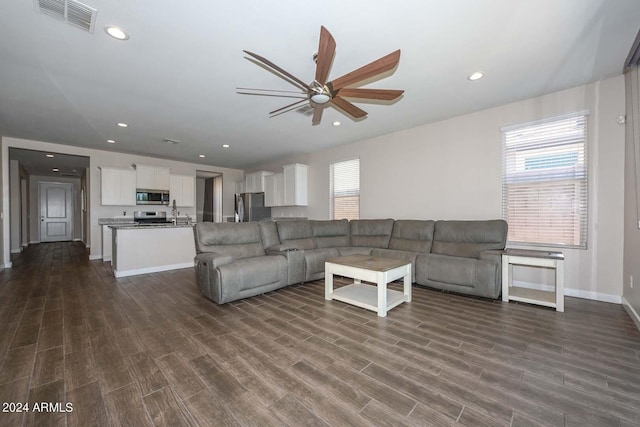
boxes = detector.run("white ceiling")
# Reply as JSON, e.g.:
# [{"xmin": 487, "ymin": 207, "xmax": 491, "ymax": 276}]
[{"xmin": 1, "ymin": 0, "xmax": 639, "ymax": 171}]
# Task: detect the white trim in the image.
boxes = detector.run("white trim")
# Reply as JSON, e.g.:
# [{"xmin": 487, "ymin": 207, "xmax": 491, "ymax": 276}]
[
  {"xmin": 73, "ymin": 238, "xmax": 81, "ymax": 242},
  {"xmin": 10, "ymin": 248, "xmax": 21, "ymax": 254},
  {"xmin": 114, "ymin": 261, "xmax": 195, "ymax": 278},
  {"xmin": 21, "ymin": 243, "xmax": 28, "ymax": 247},
  {"xmin": 500, "ymin": 110, "xmax": 590, "ymax": 132},
  {"xmin": 513, "ymin": 279, "xmax": 622, "ymax": 304},
  {"xmin": 30, "ymin": 240, "xmax": 40, "ymax": 244},
  {"xmin": 88, "ymin": 254, "xmax": 102, "ymax": 261},
  {"xmin": 3, "ymin": 262, "xmax": 12, "ymax": 268},
  {"xmin": 622, "ymin": 297, "xmax": 640, "ymax": 331}
]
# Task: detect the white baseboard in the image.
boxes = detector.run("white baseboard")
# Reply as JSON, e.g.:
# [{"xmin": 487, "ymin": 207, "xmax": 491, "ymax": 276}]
[
  {"xmin": 73, "ymin": 238, "xmax": 81, "ymax": 242},
  {"xmin": 513, "ymin": 280, "xmax": 622, "ymax": 304},
  {"xmin": 622, "ymin": 297, "xmax": 640, "ymax": 331},
  {"xmin": 88, "ymin": 254, "xmax": 103, "ymax": 261},
  {"xmin": 2, "ymin": 262, "xmax": 12, "ymax": 269},
  {"xmin": 10, "ymin": 248, "xmax": 21, "ymax": 254},
  {"xmin": 114, "ymin": 262, "xmax": 195, "ymax": 278},
  {"xmin": 30, "ymin": 240, "xmax": 40, "ymax": 244},
  {"xmin": 21, "ymin": 243, "xmax": 28, "ymax": 247}
]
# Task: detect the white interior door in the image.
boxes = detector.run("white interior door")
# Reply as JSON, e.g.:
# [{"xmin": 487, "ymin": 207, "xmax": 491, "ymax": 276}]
[{"xmin": 40, "ymin": 182, "xmax": 73, "ymax": 242}]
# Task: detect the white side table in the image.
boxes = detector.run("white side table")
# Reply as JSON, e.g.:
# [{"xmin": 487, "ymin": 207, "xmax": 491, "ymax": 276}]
[{"xmin": 501, "ymin": 249, "xmax": 565, "ymax": 312}]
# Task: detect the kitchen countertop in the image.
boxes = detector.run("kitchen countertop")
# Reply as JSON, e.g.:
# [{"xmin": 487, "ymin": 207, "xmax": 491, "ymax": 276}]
[{"xmin": 109, "ymin": 223, "xmax": 195, "ymax": 229}]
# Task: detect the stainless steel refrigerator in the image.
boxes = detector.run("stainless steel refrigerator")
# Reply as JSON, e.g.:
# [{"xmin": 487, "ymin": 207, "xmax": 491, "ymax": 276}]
[{"xmin": 234, "ymin": 192, "xmax": 271, "ymax": 222}]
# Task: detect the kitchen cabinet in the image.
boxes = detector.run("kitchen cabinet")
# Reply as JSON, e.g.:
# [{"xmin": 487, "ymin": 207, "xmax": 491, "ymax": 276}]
[
  {"xmin": 245, "ymin": 171, "xmax": 273, "ymax": 193},
  {"xmin": 283, "ymin": 163, "xmax": 308, "ymax": 206},
  {"xmin": 135, "ymin": 164, "xmax": 170, "ymax": 190},
  {"xmin": 100, "ymin": 167, "xmax": 136, "ymax": 206},
  {"xmin": 264, "ymin": 172, "xmax": 284, "ymax": 207},
  {"xmin": 263, "ymin": 164, "xmax": 308, "ymax": 207},
  {"xmin": 169, "ymin": 174, "xmax": 195, "ymax": 207}
]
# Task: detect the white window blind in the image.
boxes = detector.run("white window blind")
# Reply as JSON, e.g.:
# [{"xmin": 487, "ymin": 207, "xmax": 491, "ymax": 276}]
[
  {"xmin": 501, "ymin": 112, "xmax": 588, "ymax": 248},
  {"xmin": 330, "ymin": 158, "xmax": 360, "ymax": 220}
]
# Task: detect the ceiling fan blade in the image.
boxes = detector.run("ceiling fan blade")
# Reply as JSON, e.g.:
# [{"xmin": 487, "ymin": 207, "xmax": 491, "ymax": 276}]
[
  {"xmin": 329, "ymin": 50, "xmax": 401, "ymax": 91},
  {"xmin": 237, "ymin": 91, "xmax": 307, "ymax": 100},
  {"xmin": 236, "ymin": 87, "xmax": 307, "ymax": 94},
  {"xmin": 243, "ymin": 50, "xmax": 311, "ymax": 91},
  {"xmin": 315, "ymin": 26, "xmax": 336, "ymax": 85},
  {"xmin": 331, "ymin": 96, "xmax": 367, "ymax": 119},
  {"xmin": 269, "ymin": 99, "xmax": 308, "ymax": 116},
  {"xmin": 312, "ymin": 105, "xmax": 324, "ymax": 126},
  {"xmin": 336, "ymin": 88, "xmax": 404, "ymax": 101}
]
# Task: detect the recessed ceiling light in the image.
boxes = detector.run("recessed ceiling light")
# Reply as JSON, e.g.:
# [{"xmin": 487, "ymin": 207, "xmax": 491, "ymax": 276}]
[
  {"xmin": 199, "ymin": 154, "xmax": 206, "ymax": 158},
  {"xmin": 46, "ymin": 154, "xmax": 54, "ymax": 158},
  {"xmin": 222, "ymin": 144, "xmax": 230, "ymax": 148},
  {"xmin": 332, "ymin": 121, "xmax": 341, "ymax": 126},
  {"xmin": 468, "ymin": 71, "xmax": 484, "ymax": 81},
  {"xmin": 117, "ymin": 122, "xmax": 128, "ymax": 128},
  {"xmin": 104, "ymin": 26, "xmax": 129, "ymax": 40},
  {"xmin": 52, "ymin": 168, "xmax": 59, "ymax": 172},
  {"xmin": 107, "ymin": 139, "xmax": 116, "ymax": 143}
]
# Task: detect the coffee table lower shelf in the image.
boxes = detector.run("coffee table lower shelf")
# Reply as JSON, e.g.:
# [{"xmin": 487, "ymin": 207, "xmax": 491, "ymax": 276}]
[{"xmin": 332, "ymin": 283, "xmax": 408, "ymax": 313}]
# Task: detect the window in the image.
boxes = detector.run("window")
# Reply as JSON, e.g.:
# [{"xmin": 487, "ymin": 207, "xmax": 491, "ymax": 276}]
[
  {"xmin": 501, "ymin": 112, "xmax": 588, "ymax": 248},
  {"xmin": 330, "ymin": 158, "xmax": 360, "ymax": 220}
]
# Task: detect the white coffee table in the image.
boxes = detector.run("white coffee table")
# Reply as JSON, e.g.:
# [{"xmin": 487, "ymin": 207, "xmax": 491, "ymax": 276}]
[{"xmin": 325, "ymin": 255, "xmax": 411, "ymax": 317}]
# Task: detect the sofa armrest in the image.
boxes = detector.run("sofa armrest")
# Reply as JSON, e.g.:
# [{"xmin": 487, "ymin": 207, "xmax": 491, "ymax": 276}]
[{"xmin": 195, "ymin": 252, "xmax": 233, "ymax": 269}]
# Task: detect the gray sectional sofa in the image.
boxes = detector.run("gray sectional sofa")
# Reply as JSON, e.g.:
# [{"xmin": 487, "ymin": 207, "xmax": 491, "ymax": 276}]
[{"xmin": 193, "ymin": 219, "xmax": 507, "ymax": 304}]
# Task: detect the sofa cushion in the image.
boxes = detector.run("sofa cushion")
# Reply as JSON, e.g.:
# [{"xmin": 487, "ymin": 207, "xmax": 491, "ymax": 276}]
[
  {"xmin": 259, "ymin": 220, "xmax": 280, "ymax": 249},
  {"xmin": 194, "ymin": 223, "xmax": 265, "ymax": 259},
  {"xmin": 337, "ymin": 247, "xmax": 373, "ymax": 257},
  {"xmin": 311, "ymin": 219, "xmax": 350, "ymax": 248},
  {"xmin": 276, "ymin": 220, "xmax": 317, "ymax": 250},
  {"xmin": 426, "ymin": 253, "xmax": 475, "ymax": 287},
  {"xmin": 349, "ymin": 219, "xmax": 394, "ymax": 248},
  {"xmin": 303, "ymin": 248, "xmax": 340, "ymax": 281},
  {"xmin": 431, "ymin": 220, "xmax": 507, "ymax": 259},
  {"xmin": 388, "ymin": 220, "xmax": 435, "ymax": 254}
]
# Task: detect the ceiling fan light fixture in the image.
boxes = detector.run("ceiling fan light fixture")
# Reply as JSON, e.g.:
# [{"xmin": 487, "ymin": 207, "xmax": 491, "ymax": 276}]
[{"xmin": 310, "ymin": 93, "xmax": 331, "ymax": 104}]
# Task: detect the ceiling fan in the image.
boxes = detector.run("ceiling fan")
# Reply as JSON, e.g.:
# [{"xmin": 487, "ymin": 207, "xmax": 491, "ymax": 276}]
[{"xmin": 238, "ymin": 26, "xmax": 404, "ymax": 126}]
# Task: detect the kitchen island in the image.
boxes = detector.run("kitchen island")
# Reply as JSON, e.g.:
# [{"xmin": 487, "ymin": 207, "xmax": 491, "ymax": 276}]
[{"xmin": 109, "ymin": 223, "xmax": 196, "ymax": 278}]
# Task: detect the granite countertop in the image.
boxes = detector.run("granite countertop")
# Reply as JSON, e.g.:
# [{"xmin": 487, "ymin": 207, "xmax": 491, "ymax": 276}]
[
  {"xmin": 98, "ymin": 217, "xmax": 135, "ymax": 226},
  {"xmin": 109, "ymin": 223, "xmax": 195, "ymax": 230}
]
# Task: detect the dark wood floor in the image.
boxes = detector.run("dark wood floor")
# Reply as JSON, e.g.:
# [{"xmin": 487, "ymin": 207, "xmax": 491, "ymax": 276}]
[{"xmin": 1, "ymin": 242, "xmax": 640, "ymax": 426}]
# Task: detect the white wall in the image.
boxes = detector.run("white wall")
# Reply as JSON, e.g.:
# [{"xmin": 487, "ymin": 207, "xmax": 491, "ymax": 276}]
[
  {"xmin": 623, "ymin": 68, "xmax": 640, "ymax": 326},
  {"xmin": 9, "ymin": 160, "xmax": 20, "ymax": 253},
  {"xmin": 252, "ymin": 76, "xmax": 626, "ymax": 302},
  {"xmin": 0, "ymin": 137, "xmax": 244, "ymax": 262}
]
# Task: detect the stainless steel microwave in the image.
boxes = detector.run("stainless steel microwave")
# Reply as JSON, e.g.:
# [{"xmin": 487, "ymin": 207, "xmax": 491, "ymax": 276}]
[{"xmin": 136, "ymin": 189, "xmax": 170, "ymax": 205}]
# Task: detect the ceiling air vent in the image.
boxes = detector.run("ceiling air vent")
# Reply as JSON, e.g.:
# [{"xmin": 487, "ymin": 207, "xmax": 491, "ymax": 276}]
[
  {"xmin": 34, "ymin": 0, "xmax": 97, "ymax": 33},
  {"xmin": 295, "ymin": 104, "xmax": 315, "ymax": 116}
]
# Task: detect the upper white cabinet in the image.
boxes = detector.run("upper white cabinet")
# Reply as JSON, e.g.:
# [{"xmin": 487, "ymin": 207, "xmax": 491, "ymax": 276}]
[
  {"xmin": 264, "ymin": 163, "xmax": 308, "ymax": 207},
  {"xmin": 100, "ymin": 167, "xmax": 136, "ymax": 206},
  {"xmin": 169, "ymin": 174, "xmax": 195, "ymax": 207},
  {"xmin": 264, "ymin": 172, "xmax": 284, "ymax": 207},
  {"xmin": 245, "ymin": 171, "xmax": 273, "ymax": 193},
  {"xmin": 283, "ymin": 163, "xmax": 308, "ymax": 206},
  {"xmin": 134, "ymin": 164, "xmax": 170, "ymax": 190}
]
